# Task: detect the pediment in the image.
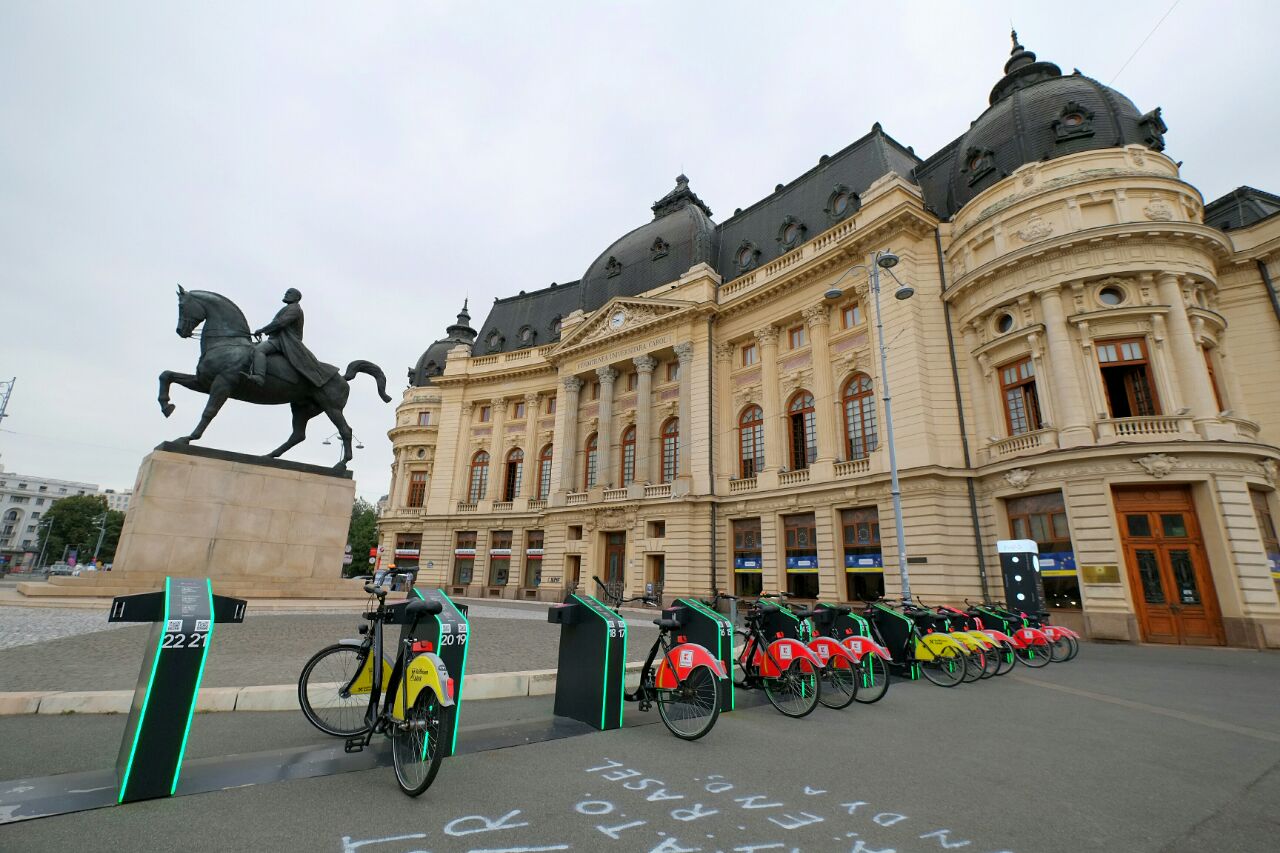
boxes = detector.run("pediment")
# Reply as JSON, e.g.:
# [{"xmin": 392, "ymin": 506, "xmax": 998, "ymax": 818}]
[{"xmin": 554, "ymin": 297, "xmax": 692, "ymax": 352}]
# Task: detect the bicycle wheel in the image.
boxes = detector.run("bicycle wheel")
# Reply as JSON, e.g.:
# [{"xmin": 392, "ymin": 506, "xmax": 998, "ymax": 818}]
[
  {"xmin": 979, "ymin": 644, "xmax": 1001, "ymax": 679},
  {"xmin": 919, "ymin": 645, "xmax": 965, "ymax": 687},
  {"xmin": 1049, "ymin": 635, "xmax": 1073, "ymax": 663},
  {"xmin": 657, "ymin": 665, "xmax": 721, "ymax": 740},
  {"xmin": 763, "ymin": 660, "xmax": 821, "ymax": 718},
  {"xmin": 298, "ymin": 644, "xmax": 373, "ymax": 737},
  {"xmin": 1064, "ymin": 635, "xmax": 1081, "ymax": 661},
  {"xmin": 817, "ymin": 662, "xmax": 857, "ymax": 710},
  {"xmin": 853, "ymin": 652, "xmax": 891, "ymax": 704},
  {"xmin": 392, "ymin": 687, "xmax": 445, "ymax": 797},
  {"xmin": 993, "ymin": 641, "xmax": 1017, "ymax": 676},
  {"xmin": 1015, "ymin": 642, "xmax": 1053, "ymax": 668},
  {"xmin": 961, "ymin": 649, "xmax": 984, "ymax": 683}
]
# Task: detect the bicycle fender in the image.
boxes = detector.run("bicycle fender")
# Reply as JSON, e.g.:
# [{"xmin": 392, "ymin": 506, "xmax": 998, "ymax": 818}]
[
  {"xmin": 947, "ymin": 631, "xmax": 985, "ymax": 651},
  {"xmin": 917, "ymin": 633, "xmax": 966, "ymax": 660},
  {"xmin": 958, "ymin": 630, "xmax": 998, "ymax": 649},
  {"xmin": 979, "ymin": 629, "xmax": 1013, "ymax": 644},
  {"xmin": 754, "ymin": 638, "xmax": 821, "ymax": 677},
  {"xmin": 654, "ymin": 643, "xmax": 727, "ymax": 689},
  {"xmin": 397, "ymin": 651, "xmax": 454, "ymax": 718},
  {"xmin": 807, "ymin": 636, "xmax": 857, "ymax": 669},
  {"xmin": 346, "ymin": 645, "xmax": 387, "ymax": 697},
  {"xmin": 840, "ymin": 635, "xmax": 893, "ymax": 662},
  {"xmin": 1015, "ymin": 626, "xmax": 1051, "ymax": 646}
]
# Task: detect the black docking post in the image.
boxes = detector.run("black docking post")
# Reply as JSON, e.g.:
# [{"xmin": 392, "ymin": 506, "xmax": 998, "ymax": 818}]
[{"xmin": 547, "ymin": 594, "xmax": 627, "ymax": 730}]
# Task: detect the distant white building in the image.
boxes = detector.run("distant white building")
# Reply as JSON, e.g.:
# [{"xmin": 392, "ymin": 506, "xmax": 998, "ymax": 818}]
[
  {"xmin": 101, "ymin": 488, "xmax": 133, "ymax": 513},
  {"xmin": 0, "ymin": 460, "xmax": 98, "ymax": 570}
]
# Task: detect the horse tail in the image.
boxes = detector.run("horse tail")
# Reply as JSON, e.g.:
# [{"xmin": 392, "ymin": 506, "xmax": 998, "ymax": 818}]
[{"xmin": 343, "ymin": 360, "xmax": 393, "ymax": 403}]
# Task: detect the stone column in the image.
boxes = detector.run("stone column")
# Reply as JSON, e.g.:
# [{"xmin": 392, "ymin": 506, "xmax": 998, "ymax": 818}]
[
  {"xmin": 1038, "ymin": 285, "xmax": 1093, "ymax": 447},
  {"xmin": 714, "ymin": 343, "xmax": 735, "ymax": 484},
  {"xmin": 392, "ymin": 447, "xmax": 408, "ymax": 508},
  {"xmin": 552, "ymin": 377, "xmax": 582, "ymax": 496},
  {"xmin": 489, "ymin": 397, "xmax": 507, "ymax": 500},
  {"xmin": 1157, "ymin": 273, "xmax": 1220, "ymax": 427},
  {"xmin": 521, "ymin": 392, "xmax": 540, "ymax": 499},
  {"xmin": 595, "ymin": 367, "xmax": 618, "ymax": 487},
  {"xmin": 453, "ymin": 401, "xmax": 475, "ymax": 505},
  {"xmin": 804, "ymin": 305, "xmax": 839, "ymax": 462},
  {"xmin": 961, "ymin": 325, "xmax": 994, "ymax": 461},
  {"xmin": 755, "ymin": 326, "xmax": 783, "ymax": 471},
  {"xmin": 633, "ymin": 355, "xmax": 656, "ymax": 484},
  {"xmin": 675, "ymin": 342, "xmax": 695, "ymax": 478}
]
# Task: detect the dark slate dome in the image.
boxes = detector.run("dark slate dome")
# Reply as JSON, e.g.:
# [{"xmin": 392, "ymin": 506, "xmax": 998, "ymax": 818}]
[
  {"xmin": 408, "ymin": 301, "xmax": 476, "ymax": 386},
  {"xmin": 578, "ymin": 175, "xmax": 718, "ymax": 312},
  {"xmin": 929, "ymin": 32, "xmax": 1167, "ymax": 217}
]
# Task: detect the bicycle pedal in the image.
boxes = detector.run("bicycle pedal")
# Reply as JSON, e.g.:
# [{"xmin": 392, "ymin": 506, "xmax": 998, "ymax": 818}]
[
  {"xmin": 343, "ymin": 738, "xmax": 366, "ymax": 754},
  {"xmin": 638, "ymin": 700, "xmax": 652, "ymax": 712}
]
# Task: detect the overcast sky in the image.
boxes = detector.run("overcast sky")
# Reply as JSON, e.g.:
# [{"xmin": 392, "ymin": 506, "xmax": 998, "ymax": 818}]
[{"xmin": 2, "ymin": 1, "xmax": 1277, "ymax": 502}]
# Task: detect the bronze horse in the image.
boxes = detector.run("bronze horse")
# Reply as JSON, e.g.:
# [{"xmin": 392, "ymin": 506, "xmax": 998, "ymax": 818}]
[{"xmin": 159, "ymin": 287, "xmax": 391, "ymax": 469}]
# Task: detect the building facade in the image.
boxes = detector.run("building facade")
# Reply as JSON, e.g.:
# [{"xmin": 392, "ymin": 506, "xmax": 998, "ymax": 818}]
[
  {"xmin": 379, "ymin": 36, "xmax": 1280, "ymax": 648},
  {"xmin": 0, "ymin": 462, "xmax": 98, "ymax": 570},
  {"xmin": 101, "ymin": 489, "xmax": 132, "ymax": 514}
]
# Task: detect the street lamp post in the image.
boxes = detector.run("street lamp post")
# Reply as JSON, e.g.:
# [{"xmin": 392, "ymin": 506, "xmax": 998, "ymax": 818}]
[{"xmin": 823, "ymin": 250, "xmax": 917, "ymax": 602}]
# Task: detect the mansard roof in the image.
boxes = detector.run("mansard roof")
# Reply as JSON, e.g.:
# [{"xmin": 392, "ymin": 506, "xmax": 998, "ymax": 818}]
[
  {"xmin": 471, "ymin": 280, "xmax": 582, "ymax": 356},
  {"xmin": 1204, "ymin": 186, "xmax": 1280, "ymax": 232}
]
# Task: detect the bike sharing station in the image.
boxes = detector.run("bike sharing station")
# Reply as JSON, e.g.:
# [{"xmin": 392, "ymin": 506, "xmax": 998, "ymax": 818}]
[{"xmin": 547, "ymin": 593, "xmax": 629, "ymax": 729}]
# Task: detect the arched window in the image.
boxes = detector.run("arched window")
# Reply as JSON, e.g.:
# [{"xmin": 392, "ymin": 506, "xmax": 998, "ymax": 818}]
[
  {"xmin": 661, "ymin": 418, "xmax": 679, "ymax": 483},
  {"xmin": 468, "ymin": 451, "xmax": 489, "ymax": 503},
  {"xmin": 2, "ymin": 509, "xmax": 18, "ymax": 522},
  {"xmin": 583, "ymin": 433, "xmax": 599, "ymax": 489},
  {"xmin": 787, "ymin": 391, "xmax": 817, "ymax": 470},
  {"xmin": 537, "ymin": 444, "xmax": 553, "ymax": 500},
  {"xmin": 842, "ymin": 374, "xmax": 878, "ymax": 460},
  {"xmin": 503, "ymin": 447, "xmax": 524, "ymax": 501},
  {"xmin": 620, "ymin": 425, "xmax": 637, "ymax": 484},
  {"xmin": 738, "ymin": 405, "xmax": 764, "ymax": 478}
]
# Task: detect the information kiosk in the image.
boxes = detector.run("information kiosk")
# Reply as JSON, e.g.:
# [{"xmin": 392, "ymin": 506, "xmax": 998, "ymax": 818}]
[
  {"xmin": 109, "ymin": 577, "xmax": 247, "ymax": 803},
  {"xmin": 997, "ymin": 539, "xmax": 1045, "ymax": 614},
  {"xmin": 547, "ymin": 593, "xmax": 627, "ymax": 730},
  {"xmin": 669, "ymin": 598, "xmax": 735, "ymax": 712}
]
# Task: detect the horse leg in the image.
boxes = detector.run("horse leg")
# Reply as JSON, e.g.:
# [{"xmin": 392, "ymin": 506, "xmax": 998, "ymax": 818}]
[
  {"xmin": 321, "ymin": 403, "xmax": 354, "ymax": 471},
  {"xmin": 178, "ymin": 374, "xmax": 234, "ymax": 444},
  {"xmin": 268, "ymin": 402, "xmax": 319, "ymax": 459},
  {"xmin": 158, "ymin": 370, "xmax": 200, "ymax": 418}
]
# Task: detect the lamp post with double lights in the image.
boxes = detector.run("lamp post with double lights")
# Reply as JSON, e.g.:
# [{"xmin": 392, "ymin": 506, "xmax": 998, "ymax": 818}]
[{"xmin": 823, "ymin": 249, "xmax": 917, "ymax": 602}]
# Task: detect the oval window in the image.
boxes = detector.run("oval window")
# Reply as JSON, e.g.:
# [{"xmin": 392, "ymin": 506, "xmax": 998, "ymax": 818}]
[
  {"xmin": 996, "ymin": 313, "xmax": 1014, "ymax": 334},
  {"xmin": 783, "ymin": 224, "xmax": 800, "ymax": 244},
  {"xmin": 738, "ymin": 247, "xmax": 754, "ymax": 267},
  {"xmin": 832, "ymin": 193, "xmax": 849, "ymax": 215},
  {"xmin": 1062, "ymin": 113, "xmax": 1085, "ymax": 127},
  {"xmin": 1098, "ymin": 286, "xmax": 1125, "ymax": 306}
]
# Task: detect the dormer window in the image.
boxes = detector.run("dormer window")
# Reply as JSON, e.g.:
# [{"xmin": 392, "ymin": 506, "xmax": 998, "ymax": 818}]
[
  {"xmin": 1139, "ymin": 107, "xmax": 1167, "ymax": 151},
  {"xmin": 486, "ymin": 330, "xmax": 504, "ymax": 352},
  {"xmin": 1053, "ymin": 101, "xmax": 1095, "ymax": 142},
  {"xmin": 517, "ymin": 325, "xmax": 535, "ymax": 346},
  {"xmin": 650, "ymin": 237, "xmax": 670, "ymax": 260},
  {"xmin": 962, "ymin": 147, "xmax": 996, "ymax": 186},
  {"xmin": 825, "ymin": 184, "xmax": 858, "ymax": 221},
  {"xmin": 735, "ymin": 241, "xmax": 761, "ymax": 272},
  {"xmin": 777, "ymin": 216, "xmax": 806, "ymax": 251},
  {"xmin": 605, "ymin": 256, "xmax": 622, "ymax": 278},
  {"xmin": 549, "ymin": 316, "xmax": 562, "ymax": 337}
]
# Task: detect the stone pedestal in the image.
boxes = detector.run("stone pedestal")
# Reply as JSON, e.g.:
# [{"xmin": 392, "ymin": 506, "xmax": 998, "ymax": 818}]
[{"xmin": 19, "ymin": 444, "xmax": 365, "ymax": 599}]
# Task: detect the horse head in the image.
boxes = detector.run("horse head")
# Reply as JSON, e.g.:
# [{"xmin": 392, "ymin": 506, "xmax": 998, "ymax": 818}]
[
  {"xmin": 174, "ymin": 287, "xmax": 251, "ymax": 340},
  {"xmin": 176, "ymin": 285, "xmax": 204, "ymax": 338}
]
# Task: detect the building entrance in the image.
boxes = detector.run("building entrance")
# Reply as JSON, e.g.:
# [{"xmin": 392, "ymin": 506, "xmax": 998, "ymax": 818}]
[
  {"xmin": 1115, "ymin": 486, "xmax": 1224, "ymax": 645},
  {"xmin": 604, "ymin": 532, "xmax": 626, "ymax": 587}
]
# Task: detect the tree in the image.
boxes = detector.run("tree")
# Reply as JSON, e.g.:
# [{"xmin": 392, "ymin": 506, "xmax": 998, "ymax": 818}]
[
  {"xmin": 345, "ymin": 497, "xmax": 378, "ymax": 578},
  {"xmin": 38, "ymin": 495, "xmax": 125, "ymax": 566}
]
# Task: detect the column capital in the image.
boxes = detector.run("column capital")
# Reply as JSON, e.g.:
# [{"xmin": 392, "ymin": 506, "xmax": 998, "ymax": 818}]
[
  {"xmin": 596, "ymin": 366, "xmax": 619, "ymax": 384},
  {"xmin": 461, "ymin": 401, "xmax": 475, "ymax": 415},
  {"xmin": 802, "ymin": 304, "xmax": 830, "ymax": 328},
  {"xmin": 674, "ymin": 341, "xmax": 695, "ymax": 363},
  {"xmin": 524, "ymin": 391, "xmax": 541, "ymax": 405},
  {"xmin": 633, "ymin": 354, "xmax": 657, "ymax": 374},
  {"xmin": 714, "ymin": 342, "xmax": 734, "ymax": 362},
  {"xmin": 492, "ymin": 396, "xmax": 507, "ymax": 406},
  {"xmin": 754, "ymin": 325, "xmax": 780, "ymax": 346},
  {"xmin": 563, "ymin": 376, "xmax": 584, "ymax": 393}
]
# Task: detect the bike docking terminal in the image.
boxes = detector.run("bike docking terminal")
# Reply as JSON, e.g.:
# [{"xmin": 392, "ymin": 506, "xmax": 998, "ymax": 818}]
[
  {"xmin": 666, "ymin": 598, "xmax": 735, "ymax": 713},
  {"xmin": 400, "ymin": 587, "xmax": 469, "ymax": 757},
  {"xmin": 547, "ymin": 593, "xmax": 628, "ymax": 730}
]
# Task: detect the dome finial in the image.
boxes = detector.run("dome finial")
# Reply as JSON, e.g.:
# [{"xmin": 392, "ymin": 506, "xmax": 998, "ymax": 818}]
[{"xmin": 1011, "ymin": 28, "xmax": 1020, "ymax": 51}]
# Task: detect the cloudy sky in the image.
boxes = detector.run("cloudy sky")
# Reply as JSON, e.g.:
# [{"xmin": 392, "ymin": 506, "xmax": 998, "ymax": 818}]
[{"xmin": 2, "ymin": 1, "xmax": 1277, "ymax": 502}]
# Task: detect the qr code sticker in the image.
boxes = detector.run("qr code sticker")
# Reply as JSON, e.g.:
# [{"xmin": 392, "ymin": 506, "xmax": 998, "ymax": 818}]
[
  {"xmin": 678, "ymin": 650, "xmax": 694, "ymax": 668},
  {"xmin": 195, "ymin": 620, "xmax": 210, "ymax": 632},
  {"xmin": 166, "ymin": 619, "xmax": 183, "ymax": 632},
  {"xmin": 779, "ymin": 644, "xmax": 793, "ymax": 659}
]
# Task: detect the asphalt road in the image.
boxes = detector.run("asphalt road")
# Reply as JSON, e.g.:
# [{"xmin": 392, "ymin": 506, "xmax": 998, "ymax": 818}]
[{"xmin": 2, "ymin": 642, "xmax": 1279, "ymax": 852}]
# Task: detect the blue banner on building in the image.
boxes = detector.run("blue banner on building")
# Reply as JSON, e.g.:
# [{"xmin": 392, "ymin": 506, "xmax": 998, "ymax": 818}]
[
  {"xmin": 1038, "ymin": 550, "xmax": 1077, "ymax": 576},
  {"xmin": 734, "ymin": 556, "xmax": 762, "ymax": 571},
  {"xmin": 844, "ymin": 553, "xmax": 884, "ymax": 570},
  {"xmin": 1268, "ymin": 552, "xmax": 1280, "ymax": 576},
  {"xmin": 786, "ymin": 555, "xmax": 818, "ymax": 571}
]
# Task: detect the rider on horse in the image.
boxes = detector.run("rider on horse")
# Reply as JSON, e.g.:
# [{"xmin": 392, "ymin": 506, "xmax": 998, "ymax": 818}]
[{"xmin": 243, "ymin": 288, "xmax": 337, "ymax": 387}]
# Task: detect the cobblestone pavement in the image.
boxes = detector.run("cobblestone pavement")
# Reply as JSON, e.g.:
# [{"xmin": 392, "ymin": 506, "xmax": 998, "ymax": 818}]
[{"xmin": 0, "ymin": 599, "xmax": 660, "ymax": 692}]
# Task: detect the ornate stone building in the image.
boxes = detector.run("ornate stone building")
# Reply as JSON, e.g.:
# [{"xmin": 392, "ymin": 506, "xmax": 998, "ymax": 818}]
[{"xmin": 380, "ymin": 35, "xmax": 1280, "ymax": 648}]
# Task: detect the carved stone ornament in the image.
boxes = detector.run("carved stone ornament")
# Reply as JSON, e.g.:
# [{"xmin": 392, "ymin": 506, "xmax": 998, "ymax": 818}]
[
  {"xmin": 604, "ymin": 255, "xmax": 622, "ymax": 278},
  {"xmin": 1134, "ymin": 453, "xmax": 1178, "ymax": 479},
  {"xmin": 650, "ymin": 237, "xmax": 669, "ymax": 260},
  {"xmin": 563, "ymin": 376, "xmax": 584, "ymax": 393},
  {"xmin": 754, "ymin": 326, "xmax": 780, "ymax": 346},
  {"xmin": 674, "ymin": 341, "xmax": 695, "ymax": 363},
  {"xmin": 1143, "ymin": 197, "xmax": 1174, "ymax": 221},
  {"xmin": 1259, "ymin": 458, "xmax": 1277, "ymax": 485},
  {"xmin": 801, "ymin": 305, "xmax": 829, "ymax": 327},
  {"xmin": 1016, "ymin": 214, "xmax": 1054, "ymax": 242},
  {"xmin": 1004, "ymin": 468, "xmax": 1035, "ymax": 490},
  {"xmin": 634, "ymin": 354, "xmax": 657, "ymax": 374}
]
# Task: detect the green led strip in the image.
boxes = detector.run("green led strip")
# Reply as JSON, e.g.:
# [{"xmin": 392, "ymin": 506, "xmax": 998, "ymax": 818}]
[
  {"xmin": 169, "ymin": 579, "xmax": 214, "ymax": 795},
  {"xmin": 681, "ymin": 598, "xmax": 735, "ymax": 711},
  {"xmin": 119, "ymin": 577, "xmax": 170, "ymax": 802}
]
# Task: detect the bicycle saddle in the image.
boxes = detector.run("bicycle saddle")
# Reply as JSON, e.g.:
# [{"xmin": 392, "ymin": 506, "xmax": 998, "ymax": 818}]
[
  {"xmin": 825, "ymin": 604, "xmax": 853, "ymax": 615},
  {"xmin": 406, "ymin": 599, "xmax": 443, "ymax": 617},
  {"xmin": 791, "ymin": 608, "xmax": 821, "ymax": 620},
  {"xmin": 756, "ymin": 602, "xmax": 780, "ymax": 613},
  {"xmin": 653, "ymin": 617, "xmax": 681, "ymax": 631}
]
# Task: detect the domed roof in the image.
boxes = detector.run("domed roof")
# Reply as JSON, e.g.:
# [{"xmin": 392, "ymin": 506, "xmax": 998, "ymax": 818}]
[
  {"xmin": 408, "ymin": 301, "xmax": 476, "ymax": 386},
  {"xmin": 578, "ymin": 175, "xmax": 718, "ymax": 312},
  {"xmin": 915, "ymin": 32, "xmax": 1168, "ymax": 218}
]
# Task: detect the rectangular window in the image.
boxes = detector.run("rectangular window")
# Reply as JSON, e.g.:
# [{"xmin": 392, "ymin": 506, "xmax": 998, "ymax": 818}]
[
  {"xmin": 1097, "ymin": 337, "xmax": 1160, "ymax": 417},
  {"xmin": 741, "ymin": 343, "xmax": 758, "ymax": 367},
  {"xmin": 841, "ymin": 304, "xmax": 863, "ymax": 329},
  {"xmin": 567, "ymin": 524, "xmax": 583, "ymax": 541},
  {"xmin": 417, "ymin": 411, "xmax": 432, "ymax": 426},
  {"xmin": 1006, "ymin": 490, "xmax": 1079, "ymax": 609},
  {"xmin": 538, "ymin": 450, "xmax": 553, "ymax": 500},
  {"xmin": 489, "ymin": 530, "xmax": 512, "ymax": 586},
  {"xmin": 453, "ymin": 531, "xmax": 476, "ymax": 586},
  {"xmin": 546, "ymin": 396, "xmax": 557, "ymax": 414},
  {"xmin": 407, "ymin": 471, "xmax": 427, "ymax": 508},
  {"xmin": 783, "ymin": 513, "xmax": 819, "ymax": 598},
  {"xmin": 648, "ymin": 520, "xmax": 666, "ymax": 538},
  {"xmin": 514, "ymin": 401, "xmax": 526, "ymax": 419},
  {"xmin": 841, "ymin": 507, "xmax": 884, "ymax": 602},
  {"xmin": 1203, "ymin": 347, "xmax": 1225, "ymax": 411},
  {"xmin": 1251, "ymin": 490, "xmax": 1280, "ymax": 594},
  {"xmin": 733, "ymin": 517, "xmax": 764, "ymax": 597},
  {"xmin": 394, "ymin": 534, "xmax": 421, "ymax": 571},
  {"xmin": 1000, "ymin": 357, "xmax": 1043, "ymax": 436},
  {"xmin": 788, "ymin": 325, "xmax": 806, "ymax": 349},
  {"xmin": 626, "ymin": 372, "xmax": 638, "ymax": 391},
  {"xmin": 479, "ymin": 405, "xmax": 492, "ymax": 423},
  {"xmin": 666, "ymin": 362, "xmax": 680, "ymax": 382},
  {"xmin": 524, "ymin": 529, "xmax": 544, "ymax": 588}
]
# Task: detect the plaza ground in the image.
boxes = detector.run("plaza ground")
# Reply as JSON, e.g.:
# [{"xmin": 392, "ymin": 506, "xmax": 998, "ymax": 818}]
[{"xmin": 0, "ymin": 615, "xmax": 1278, "ymax": 851}]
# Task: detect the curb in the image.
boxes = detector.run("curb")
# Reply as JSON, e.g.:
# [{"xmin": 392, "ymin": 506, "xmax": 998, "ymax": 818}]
[{"xmin": 0, "ymin": 662, "xmax": 645, "ymax": 716}]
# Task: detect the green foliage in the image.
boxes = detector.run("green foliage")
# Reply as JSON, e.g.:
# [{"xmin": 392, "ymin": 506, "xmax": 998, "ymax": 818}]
[
  {"xmin": 38, "ymin": 495, "xmax": 125, "ymax": 566},
  {"xmin": 344, "ymin": 497, "xmax": 378, "ymax": 577}
]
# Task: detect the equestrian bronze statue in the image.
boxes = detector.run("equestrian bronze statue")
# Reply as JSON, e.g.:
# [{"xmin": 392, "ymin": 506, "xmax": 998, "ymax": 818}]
[{"xmin": 159, "ymin": 286, "xmax": 392, "ymax": 470}]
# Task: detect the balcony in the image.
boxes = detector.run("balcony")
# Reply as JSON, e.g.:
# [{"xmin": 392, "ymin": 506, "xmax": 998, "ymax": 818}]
[
  {"xmin": 834, "ymin": 458, "xmax": 871, "ymax": 478},
  {"xmin": 527, "ymin": 498, "xmax": 547, "ymax": 511},
  {"xmin": 729, "ymin": 477, "xmax": 757, "ymax": 494},
  {"xmin": 643, "ymin": 483, "xmax": 672, "ymax": 499},
  {"xmin": 779, "ymin": 469, "xmax": 810, "ymax": 486},
  {"xmin": 602, "ymin": 487, "xmax": 629, "ymax": 502},
  {"xmin": 988, "ymin": 428, "xmax": 1058, "ymax": 458},
  {"xmin": 1100, "ymin": 415, "xmax": 1194, "ymax": 440},
  {"xmin": 492, "ymin": 501, "xmax": 513, "ymax": 512},
  {"xmin": 456, "ymin": 502, "xmax": 478, "ymax": 513},
  {"xmin": 566, "ymin": 492, "xmax": 588, "ymax": 506}
]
